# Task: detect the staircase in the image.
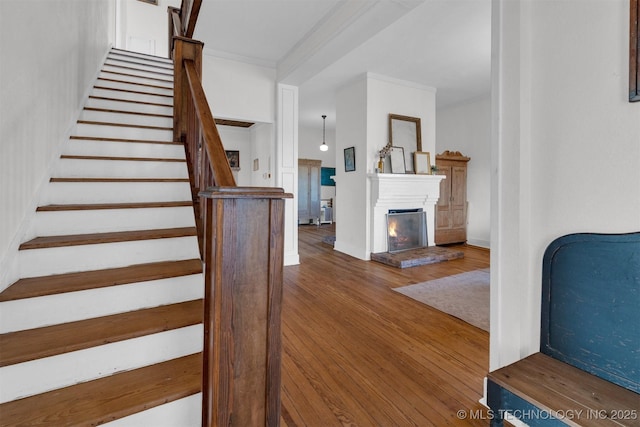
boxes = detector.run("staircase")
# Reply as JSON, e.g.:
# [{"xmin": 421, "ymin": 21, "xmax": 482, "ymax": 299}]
[{"xmin": 0, "ymin": 49, "xmax": 204, "ymax": 426}]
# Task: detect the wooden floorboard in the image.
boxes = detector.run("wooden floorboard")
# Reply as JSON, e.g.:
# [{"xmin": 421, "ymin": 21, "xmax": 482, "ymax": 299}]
[{"xmin": 281, "ymin": 224, "xmax": 491, "ymax": 426}]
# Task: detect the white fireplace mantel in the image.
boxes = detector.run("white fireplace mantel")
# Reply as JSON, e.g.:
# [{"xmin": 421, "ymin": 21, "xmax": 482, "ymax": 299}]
[{"xmin": 368, "ymin": 173, "xmax": 445, "ymax": 254}]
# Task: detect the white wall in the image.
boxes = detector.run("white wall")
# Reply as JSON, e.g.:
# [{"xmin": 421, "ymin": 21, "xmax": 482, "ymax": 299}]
[
  {"xmin": 490, "ymin": 0, "xmax": 640, "ymax": 371},
  {"xmin": 334, "ymin": 73, "xmax": 437, "ymax": 260},
  {"xmin": 334, "ymin": 77, "xmax": 369, "ymax": 259},
  {"xmin": 117, "ymin": 0, "xmax": 181, "ymax": 58},
  {"xmin": 250, "ymin": 123, "xmax": 275, "ymax": 187},
  {"xmin": 437, "ymin": 95, "xmax": 491, "ymax": 248},
  {"xmin": 298, "ymin": 125, "xmax": 336, "ymax": 167},
  {"xmin": 217, "ymin": 126, "xmax": 252, "ymax": 186},
  {"xmin": 201, "ymin": 55, "xmax": 276, "ymax": 124},
  {"xmin": 0, "ymin": 0, "xmax": 110, "ymax": 289}
]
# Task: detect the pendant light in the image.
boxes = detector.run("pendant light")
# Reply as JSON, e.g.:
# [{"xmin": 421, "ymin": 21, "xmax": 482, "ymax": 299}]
[{"xmin": 319, "ymin": 115, "xmax": 329, "ymax": 151}]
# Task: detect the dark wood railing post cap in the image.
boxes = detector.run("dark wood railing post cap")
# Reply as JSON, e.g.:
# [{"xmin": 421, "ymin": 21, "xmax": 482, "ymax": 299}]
[{"xmin": 199, "ymin": 186, "xmax": 293, "ymax": 200}]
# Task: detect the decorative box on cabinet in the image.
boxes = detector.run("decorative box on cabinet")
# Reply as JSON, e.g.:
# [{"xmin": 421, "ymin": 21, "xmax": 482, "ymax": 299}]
[
  {"xmin": 435, "ymin": 151, "xmax": 470, "ymax": 245},
  {"xmin": 298, "ymin": 159, "xmax": 321, "ymax": 225}
]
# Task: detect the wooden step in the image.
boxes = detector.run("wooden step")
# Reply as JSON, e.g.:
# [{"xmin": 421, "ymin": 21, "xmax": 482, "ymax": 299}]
[
  {"xmin": 101, "ymin": 63, "xmax": 174, "ymax": 77},
  {"xmin": 110, "ymin": 48, "xmax": 173, "ymax": 64},
  {"xmin": 94, "ymin": 85, "xmax": 173, "ymax": 99},
  {"xmin": 88, "ymin": 95, "xmax": 173, "ymax": 108},
  {"xmin": 77, "ymin": 119, "xmax": 172, "ymax": 131},
  {"xmin": 49, "ymin": 178, "xmax": 189, "ymax": 183},
  {"xmin": 84, "ymin": 107, "xmax": 172, "ymax": 119},
  {"xmin": 60, "ymin": 154, "xmax": 185, "ymax": 162},
  {"xmin": 69, "ymin": 135, "xmax": 180, "ymax": 145},
  {"xmin": 0, "ymin": 259, "xmax": 202, "ymax": 302},
  {"xmin": 100, "ymin": 70, "xmax": 173, "ymax": 85},
  {"xmin": 0, "ymin": 353, "xmax": 201, "ymax": 427},
  {"xmin": 105, "ymin": 57, "xmax": 173, "ymax": 72},
  {"xmin": 19, "ymin": 227, "xmax": 197, "ymax": 250},
  {"xmin": 0, "ymin": 299, "xmax": 203, "ymax": 367},
  {"xmin": 36, "ymin": 201, "xmax": 193, "ymax": 211},
  {"xmin": 97, "ymin": 77, "xmax": 173, "ymax": 91}
]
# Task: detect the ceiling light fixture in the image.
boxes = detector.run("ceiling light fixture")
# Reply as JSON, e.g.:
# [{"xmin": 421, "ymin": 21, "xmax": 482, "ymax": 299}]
[{"xmin": 320, "ymin": 115, "xmax": 329, "ymax": 151}]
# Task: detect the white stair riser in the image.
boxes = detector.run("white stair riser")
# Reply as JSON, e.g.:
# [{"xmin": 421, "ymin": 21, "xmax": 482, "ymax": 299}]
[
  {"xmin": 91, "ymin": 87, "xmax": 172, "ymax": 106},
  {"xmin": 103, "ymin": 394, "xmax": 201, "ymax": 427},
  {"xmin": 32, "ymin": 207, "xmax": 195, "ymax": 236},
  {"xmin": 0, "ymin": 325, "xmax": 202, "ymax": 403},
  {"xmin": 43, "ymin": 181, "xmax": 191, "ymax": 204},
  {"xmin": 104, "ymin": 59, "xmax": 174, "ymax": 76},
  {"xmin": 74, "ymin": 123, "xmax": 173, "ymax": 142},
  {"xmin": 19, "ymin": 236, "xmax": 200, "ymax": 277},
  {"xmin": 53, "ymin": 158, "xmax": 189, "ymax": 178},
  {"xmin": 99, "ymin": 70, "xmax": 173, "ymax": 89},
  {"xmin": 108, "ymin": 51, "xmax": 173, "ymax": 65},
  {"xmin": 86, "ymin": 96, "xmax": 173, "ymax": 116},
  {"xmin": 63, "ymin": 139, "xmax": 184, "ymax": 159},
  {"xmin": 80, "ymin": 109, "xmax": 172, "ymax": 128},
  {"xmin": 96, "ymin": 79, "xmax": 173, "ymax": 97},
  {"xmin": 0, "ymin": 274, "xmax": 203, "ymax": 333}
]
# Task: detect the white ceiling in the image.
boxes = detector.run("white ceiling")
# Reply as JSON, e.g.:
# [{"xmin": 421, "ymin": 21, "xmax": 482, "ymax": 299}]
[{"xmin": 193, "ymin": 0, "xmax": 492, "ymax": 130}]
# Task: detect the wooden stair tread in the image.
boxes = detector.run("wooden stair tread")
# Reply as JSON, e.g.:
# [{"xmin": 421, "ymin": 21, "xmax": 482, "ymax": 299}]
[
  {"xmin": 37, "ymin": 201, "xmax": 193, "ymax": 211},
  {"xmin": 49, "ymin": 177, "xmax": 188, "ymax": 183},
  {"xmin": 0, "ymin": 353, "xmax": 201, "ymax": 427},
  {"xmin": 94, "ymin": 85, "xmax": 172, "ymax": 98},
  {"xmin": 60, "ymin": 154, "xmax": 185, "ymax": 162},
  {"xmin": 19, "ymin": 227, "xmax": 197, "ymax": 250},
  {"xmin": 76, "ymin": 120, "xmax": 172, "ymax": 131},
  {"xmin": 100, "ymin": 70, "xmax": 173, "ymax": 84},
  {"xmin": 106, "ymin": 57, "xmax": 174, "ymax": 71},
  {"xmin": 0, "ymin": 259, "xmax": 202, "ymax": 302},
  {"xmin": 83, "ymin": 107, "xmax": 172, "ymax": 118},
  {"xmin": 0, "ymin": 300, "xmax": 203, "ymax": 367},
  {"xmin": 97, "ymin": 77, "xmax": 173, "ymax": 91},
  {"xmin": 110, "ymin": 48, "xmax": 173, "ymax": 64},
  {"xmin": 88, "ymin": 95, "xmax": 173, "ymax": 108},
  {"xmin": 102, "ymin": 63, "xmax": 174, "ymax": 77},
  {"xmin": 70, "ymin": 135, "xmax": 180, "ymax": 145},
  {"xmin": 50, "ymin": 178, "xmax": 188, "ymax": 183}
]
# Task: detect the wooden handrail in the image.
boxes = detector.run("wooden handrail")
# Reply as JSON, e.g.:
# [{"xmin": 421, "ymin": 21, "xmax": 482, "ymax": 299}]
[
  {"xmin": 169, "ymin": 6, "xmax": 290, "ymax": 426},
  {"xmin": 184, "ymin": 60, "xmax": 236, "ymax": 187}
]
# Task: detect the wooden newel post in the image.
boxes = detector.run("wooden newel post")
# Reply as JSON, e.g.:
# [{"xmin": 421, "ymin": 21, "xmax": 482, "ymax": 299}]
[{"xmin": 200, "ymin": 187, "xmax": 292, "ymax": 427}]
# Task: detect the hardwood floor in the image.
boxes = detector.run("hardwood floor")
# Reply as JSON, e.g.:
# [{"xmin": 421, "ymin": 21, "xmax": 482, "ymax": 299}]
[{"xmin": 281, "ymin": 224, "xmax": 491, "ymax": 426}]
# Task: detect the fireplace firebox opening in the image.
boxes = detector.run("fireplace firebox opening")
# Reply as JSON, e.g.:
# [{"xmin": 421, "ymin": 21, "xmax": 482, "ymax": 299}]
[{"xmin": 386, "ymin": 209, "xmax": 428, "ymax": 253}]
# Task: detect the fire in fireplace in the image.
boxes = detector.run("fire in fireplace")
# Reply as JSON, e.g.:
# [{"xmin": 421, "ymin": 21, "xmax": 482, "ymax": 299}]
[{"xmin": 386, "ymin": 209, "xmax": 428, "ymax": 253}]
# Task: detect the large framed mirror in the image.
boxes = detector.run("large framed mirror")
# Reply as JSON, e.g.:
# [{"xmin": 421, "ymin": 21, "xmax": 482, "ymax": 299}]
[{"xmin": 389, "ymin": 114, "xmax": 422, "ymax": 173}]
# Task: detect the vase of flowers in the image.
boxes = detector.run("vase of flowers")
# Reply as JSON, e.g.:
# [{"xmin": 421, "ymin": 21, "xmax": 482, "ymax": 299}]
[{"xmin": 377, "ymin": 144, "xmax": 392, "ymax": 173}]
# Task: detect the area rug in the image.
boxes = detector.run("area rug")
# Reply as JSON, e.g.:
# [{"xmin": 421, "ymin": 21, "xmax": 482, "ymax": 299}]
[{"xmin": 393, "ymin": 268, "xmax": 490, "ymax": 331}]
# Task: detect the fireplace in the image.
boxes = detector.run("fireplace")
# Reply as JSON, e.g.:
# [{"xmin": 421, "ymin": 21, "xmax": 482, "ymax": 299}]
[
  {"xmin": 368, "ymin": 173, "xmax": 444, "ymax": 257},
  {"xmin": 387, "ymin": 209, "xmax": 428, "ymax": 253}
]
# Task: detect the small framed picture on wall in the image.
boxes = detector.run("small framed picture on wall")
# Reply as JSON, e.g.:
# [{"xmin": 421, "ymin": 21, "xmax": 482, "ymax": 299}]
[
  {"xmin": 225, "ymin": 150, "xmax": 240, "ymax": 170},
  {"xmin": 344, "ymin": 147, "xmax": 356, "ymax": 172}
]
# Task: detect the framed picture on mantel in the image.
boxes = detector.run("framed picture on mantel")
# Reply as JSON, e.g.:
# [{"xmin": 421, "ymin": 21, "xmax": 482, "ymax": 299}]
[{"xmin": 389, "ymin": 146, "xmax": 406, "ymax": 174}]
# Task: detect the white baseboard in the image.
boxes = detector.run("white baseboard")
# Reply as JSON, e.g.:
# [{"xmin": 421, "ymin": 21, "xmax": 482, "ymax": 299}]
[{"xmin": 467, "ymin": 238, "xmax": 490, "ymax": 249}]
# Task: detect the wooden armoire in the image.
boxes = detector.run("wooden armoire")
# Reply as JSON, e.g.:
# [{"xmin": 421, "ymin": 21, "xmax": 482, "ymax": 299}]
[
  {"xmin": 435, "ymin": 151, "xmax": 470, "ymax": 245},
  {"xmin": 298, "ymin": 159, "xmax": 321, "ymax": 224}
]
